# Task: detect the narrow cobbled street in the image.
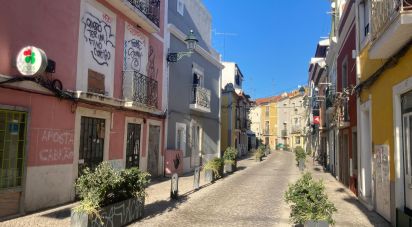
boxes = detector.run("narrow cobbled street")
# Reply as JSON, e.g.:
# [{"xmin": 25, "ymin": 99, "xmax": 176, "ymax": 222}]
[{"xmin": 134, "ymin": 151, "xmax": 300, "ymax": 227}]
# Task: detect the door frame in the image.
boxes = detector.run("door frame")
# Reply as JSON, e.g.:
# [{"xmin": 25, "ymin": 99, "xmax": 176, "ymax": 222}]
[
  {"xmin": 72, "ymin": 107, "xmax": 111, "ymax": 197},
  {"xmin": 0, "ymin": 104, "xmax": 30, "ymax": 217},
  {"xmin": 123, "ymin": 117, "xmax": 144, "ymax": 169},
  {"xmin": 359, "ymin": 99, "xmax": 373, "ymax": 209},
  {"xmin": 145, "ymin": 119, "xmax": 163, "ymax": 176},
  {"xmin": 393, "ymin": 76, "xmax": 412, "ymax": 213}
]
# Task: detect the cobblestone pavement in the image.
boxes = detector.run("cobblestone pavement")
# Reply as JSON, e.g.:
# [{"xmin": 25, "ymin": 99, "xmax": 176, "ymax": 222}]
[
  {"xmin": 0, "ymin": 150, "xmax": 392, "ymax": 227},
  {"xmin": 132, "ymin": 151, "xmax": 301, "ymax": 227}
]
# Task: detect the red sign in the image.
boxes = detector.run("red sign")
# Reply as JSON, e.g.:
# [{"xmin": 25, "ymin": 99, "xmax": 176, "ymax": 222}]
[{"xmin": 313, "ymin": 116, "xmax": 320, "ymax": 125}]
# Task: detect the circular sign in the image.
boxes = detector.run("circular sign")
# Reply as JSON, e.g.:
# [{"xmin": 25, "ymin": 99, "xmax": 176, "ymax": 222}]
[{"xmin": 16, "ymin": 46, "xmax": 48, "ymax": 76}]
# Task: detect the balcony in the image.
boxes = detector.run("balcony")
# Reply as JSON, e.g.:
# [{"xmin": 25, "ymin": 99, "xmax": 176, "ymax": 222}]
[
  {"xmin": 281, "ymin": 129, "xmax": 288, "ymax": 137},
  {"xmin": 190, "ymin": 86, "xmax": 211, "ymax": 113},
  {"xmin": 105, "ymin": 0, "xmax": 160, "ymax": 33},
  {"xmin": 122, "ymin": 71, "xmax": 158, "ymax": 108},
  {"xmin": 369, "ymin": 0, "xmax": 412, "ymax": 59},
  {"xmin": 291, "ymin": 125, "xmax": 302, "ymax": 134}
]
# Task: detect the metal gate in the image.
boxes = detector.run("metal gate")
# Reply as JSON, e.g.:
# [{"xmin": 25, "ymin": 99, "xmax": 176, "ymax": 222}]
[
  {"xmin": 125, "ymin": 123, "xmax": 141, "ymax": 168},
  {"xmin": 0, "ymin": 110, "xmax": 27, "ymax": 217},
  {"xmin": 147, "ymin": 125, "xmax": 160, "ymax": 177},
  {"xmin": 78, "ymin": 117, "xmax": 105, "ymax": 174}
]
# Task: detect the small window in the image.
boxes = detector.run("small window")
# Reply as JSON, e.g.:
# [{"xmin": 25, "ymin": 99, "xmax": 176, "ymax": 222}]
[
  {"xmin": 177, "ymin": 0, "xmax": 184, "ymax": 16},
  {"xmin": 88, "ymin": 69, "xmax": 105, "ymax": 95}
]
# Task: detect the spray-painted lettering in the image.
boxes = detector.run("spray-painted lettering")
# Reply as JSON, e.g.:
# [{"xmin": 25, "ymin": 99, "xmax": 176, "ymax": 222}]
[{"xmin": 82, "ymin": 12, "xmax": 115, "ymax": 66}]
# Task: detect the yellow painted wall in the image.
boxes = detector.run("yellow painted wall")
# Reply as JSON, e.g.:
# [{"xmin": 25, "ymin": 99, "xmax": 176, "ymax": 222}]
[
  {"xmin": 220, "ymin": 93, "xmax": 236, "ymax": 152},
  {"xmin": 259, "ymin": 102, "xmax": 278, "ymax": 149},
  {"xmin": 359, "ymin": 44, "xmax": 412, "ymax": 181}
]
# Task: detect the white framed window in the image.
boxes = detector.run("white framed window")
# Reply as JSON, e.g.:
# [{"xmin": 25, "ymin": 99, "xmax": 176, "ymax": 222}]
[
  {"xmin": 176, "ymin": 122, "xmax": 186, "ymax": 156},
  {"xmin": 192, "ymin": 63, "xmax": 204, "ymax": 87},
  {"xmin": 177, "ymin": 0, "xmax": 184, "ymax": 16}
]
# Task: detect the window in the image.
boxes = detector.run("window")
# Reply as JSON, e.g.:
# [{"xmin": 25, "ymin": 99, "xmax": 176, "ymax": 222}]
[
  {"xmin": 265, "ymin": 106, "xmax": 270, "ymax": 117},
  {"xmin": 235, "ymin": 74, "xmax": 241, "ymax": 86},
  {"xmin": 125, "ymin": 123, "xmax": 141, "ymax": 168},
  {"xmin": 265, "ymin": 121, "xmax": 269, "ymax": 135},
  {"xmin": 359, "ymin": 0, "xmax": 369, "ymax": 41},
  {"xmin": 177, "ymin": 0, "xmax": 184, "ymax": 16},
  {"xmin": 0, "ymin": 110, "xmax": 27, "ymax": 189},
  {"xmin": 296, "ymin": 136, "xmax": 301, "ymax": 144},
  {"xmin": 79, "ymin": 117, "xmax": 105, "ymax": 173},
  {"xmin": 88, "ymin": 69, "xmax": 105, "ymax": 95},
  {"xmin": 176, "ymin": 123, "xmax": 186, "ymax": 156}
]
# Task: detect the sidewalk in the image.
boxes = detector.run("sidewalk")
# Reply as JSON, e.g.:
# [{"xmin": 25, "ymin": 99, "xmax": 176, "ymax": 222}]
[
  {"xmin": 306, "ymin": 160, "xmax": 391, "ymax": 227},
  {"xmin": 0, "ymin": 152, "xmax": 260, "ymax": 227}
]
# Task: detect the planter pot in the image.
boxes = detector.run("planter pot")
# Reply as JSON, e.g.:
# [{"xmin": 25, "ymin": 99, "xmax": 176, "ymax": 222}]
[
  {"xmin": 298, "ymin": 159, "xmax": 305, "ymax": 171},
  {"xmin": 224, "ymin": 162, "xmax": 237, "ymax": 173},
  {"xmin": 71, "ymin": 197, "xmax": 144, "ymax": 227},
  {"xmin": 304, "ymin": 220, "xmax": 329, "ymax": 227},
  {"xmin": 256, "ymin": 156, "xmax": 263, "ymax": 162},
  {"xmin": 205, "ymin": 169, "xmax": 215, "ymax": 183}
]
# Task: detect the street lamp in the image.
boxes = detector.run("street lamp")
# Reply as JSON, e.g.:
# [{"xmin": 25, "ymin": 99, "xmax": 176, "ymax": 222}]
[{"xmin": 167, "ymin": 30, "xmax": 199, "ymax": 62}]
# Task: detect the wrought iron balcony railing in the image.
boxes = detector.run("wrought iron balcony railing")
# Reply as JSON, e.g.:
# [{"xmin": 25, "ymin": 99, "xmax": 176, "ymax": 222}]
[
  {"xmin": 371, "ymin": 0, "xmax": 412, "ymax": 40},
  {"xmin": 122, "ymin": 71, "xmax": 158, "ymax": 108},
  {"xmin": 126, "ymin": 0, "xmax": 161, "ymax": 27},
  {"xmin": 291, "ymin": 125, "xmax": 302, "ymax": 134},
  {"xmin": 281, "ymin": 129, "xmax": 288, "ymax": 137},
  {"xmin": 190, "ymin": 86, "xmax": 211, "ymax": 112}
]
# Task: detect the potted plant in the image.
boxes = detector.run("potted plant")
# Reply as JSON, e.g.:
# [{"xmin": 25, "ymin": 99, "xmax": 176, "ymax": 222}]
[
  {"xmin": 71, "ymin": 162, "xmax": 150, "ymax": 227},
  {"xmin": 204, "ymin": 157, "xmax": 224, "ymax": 183},
  {"xmin": 284, "ymin": 172, "xmax": 337, "ymax": 226},
  {"xmin": 223, "ymin": 147, "xmax": 238, "ymax": 173},
  {"xmin": 255, "ymin": 147, "xmax": 264, "ymax": 162},
  {"xmin": 284, "ymin": 144, "xmax": 290, "ymax": 151},
  {"xmin": 294, "ymin": 146, "xmax": 306, "ymax": 171}
]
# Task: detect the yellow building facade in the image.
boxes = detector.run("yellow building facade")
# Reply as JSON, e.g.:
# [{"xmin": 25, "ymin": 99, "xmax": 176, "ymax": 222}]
[
  {"xmin": 358, "ymin": 42, "xmax": 412, "ymax": 223},
  {"xmin": 256, "ymin": 97, "xmax": 279, "ymax": 149}
]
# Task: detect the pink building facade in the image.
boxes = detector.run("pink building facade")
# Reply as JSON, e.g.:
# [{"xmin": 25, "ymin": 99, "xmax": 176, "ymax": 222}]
[{"xmin": 0, "ymin": 0, "xmax": 166, "ymax": 218}]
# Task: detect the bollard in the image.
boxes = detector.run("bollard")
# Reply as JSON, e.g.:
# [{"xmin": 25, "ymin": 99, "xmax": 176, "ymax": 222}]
[
  {"xmin": 170, "ymin": 173, "xmax": 179, "ymax": 200},
  {"xmin": 193, "ymin": 167, "xmax": 200, "ymax": 190}
]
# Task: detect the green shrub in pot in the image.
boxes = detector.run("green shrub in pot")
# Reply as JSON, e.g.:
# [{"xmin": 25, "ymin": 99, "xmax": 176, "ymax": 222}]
[{"xmin": 284, "ymin": 172, "xmax": 337, "ymax": 226}]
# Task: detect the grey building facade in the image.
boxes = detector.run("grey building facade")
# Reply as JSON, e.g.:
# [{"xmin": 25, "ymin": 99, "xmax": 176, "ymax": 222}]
[{"xmin": 166, "ymin": 0, "xmax": 223, "ymax": 173}]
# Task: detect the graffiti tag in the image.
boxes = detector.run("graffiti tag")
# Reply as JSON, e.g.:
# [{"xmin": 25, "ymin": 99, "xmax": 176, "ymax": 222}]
[{"xmin": 82, "ymin": 12, "xmax": 115, "ymax": 66}]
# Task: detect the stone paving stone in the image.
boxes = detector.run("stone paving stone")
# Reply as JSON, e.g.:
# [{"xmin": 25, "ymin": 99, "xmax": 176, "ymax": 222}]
[
  {"xmin": 0, "ymin": 151, "xmax": 392, "ymax": 227},
  {"xmin": 306, "ymin": 160, "xmax": 391, "ymax": 227}
]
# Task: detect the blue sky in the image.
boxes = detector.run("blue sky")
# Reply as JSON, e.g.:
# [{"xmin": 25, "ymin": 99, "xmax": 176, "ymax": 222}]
[{"xmin": 202, "ymin": 0, "xmax": 331, "ymax": 99}]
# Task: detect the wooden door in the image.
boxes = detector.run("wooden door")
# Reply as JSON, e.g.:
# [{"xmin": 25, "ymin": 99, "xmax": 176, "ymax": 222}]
[{"xmin": 147, "ymin": 125, "xmax": 160, "ymax": 177}]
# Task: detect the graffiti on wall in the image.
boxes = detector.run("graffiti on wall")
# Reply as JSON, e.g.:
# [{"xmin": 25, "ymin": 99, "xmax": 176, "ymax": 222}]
[
  {"xmin": 82, "ymin": 11, "xmax": 115, "ymax": 66},
  {"xmin": 88, "ymin": 198, "xmax": 144, "ymax": 227},
  {"xmin": 148, "ymin": 45, "xmax": 158, "ymax": 79},
  {"xmin": 124, "ymin": 22, "xmax": 148, "ymax": 74},
  {"xmin": 37, "ymin": 129, "xmax": 74, "ymax": 165}
]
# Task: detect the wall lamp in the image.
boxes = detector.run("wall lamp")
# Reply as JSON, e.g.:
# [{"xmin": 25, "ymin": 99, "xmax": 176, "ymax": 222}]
[{"xmin": 167, "ymin": 30, "xmax": 199, "ymax": 62}]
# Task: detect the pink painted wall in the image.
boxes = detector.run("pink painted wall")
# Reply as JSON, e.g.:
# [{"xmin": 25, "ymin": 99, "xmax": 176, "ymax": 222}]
[
  {"xmin": 98, "ymin": 0, "xmax": 165, "ymax": 109},
  {"xmin": 0, "ymin": 0, "xmax": 166, "ymax": 166},
  {"xmin": 0, "ymin": 87, "xmax": 75, "ymax": 167},
  {"xmin": 0, "ymin": 0, "xmax": 80, "ymax": 90}
]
